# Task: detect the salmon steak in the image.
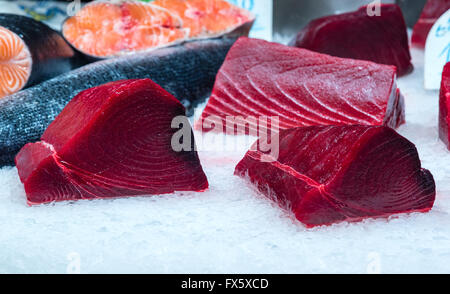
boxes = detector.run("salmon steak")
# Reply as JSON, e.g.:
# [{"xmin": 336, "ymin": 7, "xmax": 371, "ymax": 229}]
[
  {"xmin": 63, "ymin": 0, "xmax": 187, "ymax": 58},
  {"xmin": 16, "ymin": 79, "xmax": 208, "ymax": 205},
  {"xmin": 0, "ymin": 14, "xmax": 75, "ymax": 98},
  {"xmin": 290, "ymin": 4, "xmax": 413, "ymax": 76},
  {"xmin": 412, "ymin": 0, "xmax": 450, "ymax": 48},
  {"xmin": 235, "ymin": 126, "xmax": 436, "ymax": 228},
  {"xmin": 439, "ymin": 62, "xmax": 450, "ymax": 148},
  {"xmin": 62, "ymin": 0, "xmax": 253, "ymax": 58},
  {"xmin": 153, "ymin": 0, "xmax": 255, "ymax": 39},
  {"xmin": 196, "ymin": 37, "xmax": 405, "ymax": 134}
]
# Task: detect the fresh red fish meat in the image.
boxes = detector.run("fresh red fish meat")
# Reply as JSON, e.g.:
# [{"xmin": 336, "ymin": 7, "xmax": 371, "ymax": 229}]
[
  {"xmin": 15, "ymin": 79, "xmax": 208, "ymax": 205},
  {"xmin": 412, "ymin": 0, "xmax": 450, "ymax": 48},
  {"xmin": 439, "ymin": 62, "xmax": 450, "ymax": 148},
  {"xmin": 290, "ymin": 4, "xmax": 413, "ymax": 76},
  {"xmin": 196, "ymin": 37, "xmax": 405, "ymax": 134},
  {"xmin": 235, "ymin": 126, "xmax": 436, "ymax": 228}
]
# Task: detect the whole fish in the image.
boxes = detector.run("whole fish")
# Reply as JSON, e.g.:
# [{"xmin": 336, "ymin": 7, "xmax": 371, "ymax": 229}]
[{"xmin": 0, "ymin": 37, "xmax": 237, "ymax": 166}]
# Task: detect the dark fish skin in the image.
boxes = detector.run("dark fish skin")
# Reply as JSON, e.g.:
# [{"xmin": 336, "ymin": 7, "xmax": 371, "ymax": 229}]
[
  {"xmin": 0, "ymin": 37, "xmax": 236, "ymax": 166},
  {"xmin": 0, "ymin": 13, "xmax": 77, "ymax": 88}
]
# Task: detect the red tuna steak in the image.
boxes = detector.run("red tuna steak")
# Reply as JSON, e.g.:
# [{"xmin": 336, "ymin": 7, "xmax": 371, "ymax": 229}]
[
  {"xmin": 196, "ymin": 37, "xmax": 405, "ymax": 134},
  {"xmin": 235, "ymin": 126, "xmax": 436, "ymax": 228},
  {"xmin": 439, "ymin": 62, "xmax": 450, "ymax": 148},
  {"xmin": 290, "ymin": 4, "xmax": 413, "ymax": 76},
  {"xmin": 15, "ymin": 79, "xmax": 208, "ymax": 205},
  {"xmin": 412, "ymin": 0, "xmax": 450, "ymax": 48}
]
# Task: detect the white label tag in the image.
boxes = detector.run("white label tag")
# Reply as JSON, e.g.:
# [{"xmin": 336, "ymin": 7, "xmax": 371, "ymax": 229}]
[
  {"xmin": 228, "ymin": 0, "xmax": 273, "ymax": 41},
  {"xmin": 425, "ymin": 9, "xmax": 450, "ymax": 90}
]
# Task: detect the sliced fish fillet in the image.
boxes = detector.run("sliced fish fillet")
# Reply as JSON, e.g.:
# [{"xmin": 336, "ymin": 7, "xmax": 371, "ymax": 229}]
[
  {"xmin": 291, "ymin": 4, "xmax": 413, "ymax": 76},
  {"xmin": 16, "ymin": 79, "xmax": 208, "ymax": 205},
  {"xmin": 152, "ymin": 0, "xmax": 255, "ymax": 38},
  {"xmin": 235, "ymin": 125, "xmax": 436, "ymax": 227},
  {"xmin": 196, "ymin": 37, "xmax": 405, "ymax": 134},
  {"xmin": 62, "ymin": 0, "xmax": 253, "ymax": 58},
  {"xmin": 0, "ymin": 26, "xmax": 31, "ymax": 98},
  {"xmin": 412, "ymin": 0, "xmax": 450, "ymax": 48},
  {"xmin": 62, "ymin": 0, "xmax": 189, "ymax": 58},
  {"xmin": 439, "ymin": 62, "xmax": 450, "ymax": 148}
]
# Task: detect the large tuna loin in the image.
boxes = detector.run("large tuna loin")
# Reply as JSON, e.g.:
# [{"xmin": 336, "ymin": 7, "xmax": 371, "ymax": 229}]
[
  {"xmin": 290, "ymin": 4, "xmax": 413, "ymax": 76},
  {"xmin": 16, "ymin": 79, "xmax": 208, "ymax": 205},
  {"xmin": 439, "ymin": 62, "xmax": 450, "ymax": 148},
  {"xmin": 196, "ymin": 38, "xmax": 405, "ymax": 133},
  {"xmin": 235, "ymin": 126, "xmax": 436, "ymax": 227},
  {"xmin": 412, "ymin": 0, "xmax": 450, "ymax": 48}
]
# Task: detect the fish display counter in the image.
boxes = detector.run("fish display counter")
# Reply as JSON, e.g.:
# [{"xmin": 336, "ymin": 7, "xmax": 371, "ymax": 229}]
[{"xmin": 0, "ymin": 0, "xmax": 449, "ymax": 275}]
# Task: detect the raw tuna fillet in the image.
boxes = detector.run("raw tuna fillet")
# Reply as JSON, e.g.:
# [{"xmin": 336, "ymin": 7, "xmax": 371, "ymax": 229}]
[
  {"xmin": 196, "ymin": 37, "xmax": 405, "ymax": 134},
  {"xmin": 439, "ymin": 62, "xmax": 450, "ymax": 148},
  {"xmin": 412, "ymin": 0, "xmax": 450, "ymax": 48},
  {"xmin": 15, "ymin": 79, "xmax": 208, "ymax": 205},
  {"xmin": 235, "ymin": 126, "xmax": 436, "ymax": 227},
  {"xmin": 290, "ymin": 4, "xmax": 413, "ymax": 76}
]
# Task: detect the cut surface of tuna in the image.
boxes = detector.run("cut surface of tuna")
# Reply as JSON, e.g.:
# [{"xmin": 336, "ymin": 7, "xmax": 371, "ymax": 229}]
[
  {"xmin": 15, "ymin": 79, "xmax": 208, "ymax": 205},
  {"xmin": 412, "ymin": 0, "xmax": 450, "ymax": 48},
  {"xmin": 235, "ymin": 126, "xmax": 436, "ymax": 228},
  {"xmin": 439, "ymin": 62, "xmax": 450, "ymax": 148},
  {"xmin": 196, "ymin": 37, "xmax": 405, "ymax": 134},
  {"xmin": 290, "ymin": 4, "xmax": 413, "ymax": 76}
]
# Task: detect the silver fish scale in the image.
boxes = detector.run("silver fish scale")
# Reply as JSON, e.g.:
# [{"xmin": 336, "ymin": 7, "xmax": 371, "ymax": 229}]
[{"xmin": 0, "ymin": 38, "xmax": 237, "ymax": 166}]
